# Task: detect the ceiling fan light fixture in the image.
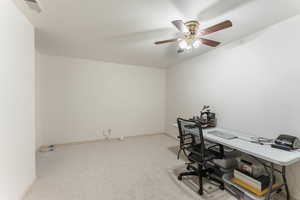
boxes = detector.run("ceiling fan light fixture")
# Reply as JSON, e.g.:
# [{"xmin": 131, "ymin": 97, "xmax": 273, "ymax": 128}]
[
  {"xmin": 179, "ymin": 40, "xmax": 188, "ymax": 49},
  {"xmin": 186, "ymin": 45, "xmax": 192, "ymax": 50},
  {"xmin": 154, "ymin": 19, "xmax": 233, "ymax": 53},
  {"xmin": 193, "ymin": 40, "xmax": 201, "ymax": 49}
]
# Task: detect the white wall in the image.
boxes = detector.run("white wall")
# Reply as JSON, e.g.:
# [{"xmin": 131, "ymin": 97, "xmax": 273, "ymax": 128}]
[
  {"xmin": 166, "ymin": 14, "xmax": 300, "ymax": 199},
  {"xmin": 36, "ymin": 54, "xmax": 166, "ymax": 147},
  {"xmin": 0, "ymin": 1, "xmax": 35, "ymax": 200}
]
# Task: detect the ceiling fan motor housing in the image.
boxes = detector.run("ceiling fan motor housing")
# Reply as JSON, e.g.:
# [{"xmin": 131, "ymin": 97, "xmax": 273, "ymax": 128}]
[{"xmin": 184, "ymin": 20, "xmax": 200, "ymax": 35}]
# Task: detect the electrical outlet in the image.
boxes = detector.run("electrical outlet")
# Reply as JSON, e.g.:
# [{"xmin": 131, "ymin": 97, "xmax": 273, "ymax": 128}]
[{"xmin": 102, "ymin": 130, "xmax": 108, "ymax": 139}]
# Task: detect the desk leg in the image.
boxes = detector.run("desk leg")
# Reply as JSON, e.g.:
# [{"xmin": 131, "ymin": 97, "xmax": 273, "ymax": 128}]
[
  {"xmin": 219, "ymin": 144, "xmax": 224, "ymax": 157},
  {"xmin": 266, "ymin": 163, "xmax": 274, "ymax": 200},
  {"xmin": 252, "ymin": 157, "xmax": 290, "ymax": 200},
  {"xmin": 282, "ymin": 166, "xmax": 290, "ymax": 200}
]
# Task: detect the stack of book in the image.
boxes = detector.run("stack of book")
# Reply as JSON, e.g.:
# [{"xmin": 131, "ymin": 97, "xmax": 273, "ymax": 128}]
[{"xmin": 231, "ymin": 169, "xmax": 277, "ymax": 196}]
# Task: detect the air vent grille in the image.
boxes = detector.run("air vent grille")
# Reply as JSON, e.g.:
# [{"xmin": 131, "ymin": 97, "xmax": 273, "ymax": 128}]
[
  {"xmin": 25, "ymin": 0, "xmax": 38, "ymax": 3},
  {"xmin": 24, "ymin": 0, "xmax": 42, "ymax": 13}
]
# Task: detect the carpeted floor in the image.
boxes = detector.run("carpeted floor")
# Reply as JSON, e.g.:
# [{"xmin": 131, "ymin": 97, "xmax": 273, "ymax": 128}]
[{"xmin": 24, "ymin": 134, "xmax": 235, "ymax": 200}]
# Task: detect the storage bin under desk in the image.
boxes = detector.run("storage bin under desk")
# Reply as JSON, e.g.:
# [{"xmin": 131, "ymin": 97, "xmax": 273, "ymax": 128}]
[{"xmin": 223, "ymin": 174, "xmax": 279, "ymax": 200}]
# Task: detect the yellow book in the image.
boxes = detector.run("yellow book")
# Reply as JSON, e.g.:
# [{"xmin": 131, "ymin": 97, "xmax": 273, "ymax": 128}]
[{"xmin": 232, "ymin": 178, "xmax": 279, "ymax": 196}]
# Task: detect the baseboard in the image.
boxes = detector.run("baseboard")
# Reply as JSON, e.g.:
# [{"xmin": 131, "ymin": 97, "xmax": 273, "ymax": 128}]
[
  {"xmin": 22, "ymin": 178, "xmax": 36, "ymax": 200},
  {"xmin": 123, "ymin": 132, "xmax": 165, "ymax": 140},
  {"xmin": 164, "ymin": 132, "xmax": 178, "ymax": 140},
  {"xmin": 38, "ymin": 132, "xmax": 165, "ymax": 150},
  {"xmin": 40, "ymin": 138, "xmax": 105, "ymax": 149}
]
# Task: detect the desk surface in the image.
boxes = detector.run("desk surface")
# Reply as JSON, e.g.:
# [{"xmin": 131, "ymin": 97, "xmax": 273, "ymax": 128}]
[{"xmin": 173, "ymin": 124, "xmax": 300, "ymax": 166}]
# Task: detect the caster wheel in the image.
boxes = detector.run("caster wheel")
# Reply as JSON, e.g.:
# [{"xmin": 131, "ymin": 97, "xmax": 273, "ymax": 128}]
[
  {"xmin": 178, "ymin": 175, "xmax": 182, "ymax": 181},
  {"xmin": 219, "ymin": 184, "xmax": 225, "ymax": 190},
  {"xmin": 276, "ymin": 189, "xmax": 282, "ymax": 194}
]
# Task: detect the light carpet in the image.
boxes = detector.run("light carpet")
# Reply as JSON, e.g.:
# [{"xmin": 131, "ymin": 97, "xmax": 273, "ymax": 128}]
[{"xmin": 25, "ymin": 134, "xmax": 236, "ymax": 200}]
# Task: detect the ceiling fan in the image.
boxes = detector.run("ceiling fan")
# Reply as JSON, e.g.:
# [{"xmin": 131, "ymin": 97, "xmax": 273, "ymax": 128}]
[{"xmin": 154, "ymin": 20, "xmax": 232, "ymax": 53}]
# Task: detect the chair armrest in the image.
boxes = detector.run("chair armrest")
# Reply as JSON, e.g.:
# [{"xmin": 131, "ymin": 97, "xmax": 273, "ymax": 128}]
[
  {"xmin": 208, "ymin": 144, "xmax": 220, "ymax": 150},
  {"xmin": 189, "ymin": 149, "xmax": 202, "ymax": 157},
  {"xmin": 189, "ymin": 145, "xmax": 205, "ymax": 156},
  {"xmin": 207, "ymin": 144, "xmax": 225, "ymax": 159}
]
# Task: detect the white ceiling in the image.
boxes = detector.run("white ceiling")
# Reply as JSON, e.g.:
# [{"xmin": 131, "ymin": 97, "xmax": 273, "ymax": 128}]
[{"xmin": 14, "ymin": 0, "xmax": 300, "ymax": 68}]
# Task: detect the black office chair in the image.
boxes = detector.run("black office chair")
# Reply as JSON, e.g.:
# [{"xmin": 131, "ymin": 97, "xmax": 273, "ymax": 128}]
[{"xmin": 177, "ymin": 118, "xmax": 224, "ymax": 195}]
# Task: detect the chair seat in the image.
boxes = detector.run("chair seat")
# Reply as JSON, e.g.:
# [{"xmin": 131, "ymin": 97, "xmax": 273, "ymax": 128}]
[{"xmin": 187, "ymin": 148, "xmax": 216, "ymax": 162}]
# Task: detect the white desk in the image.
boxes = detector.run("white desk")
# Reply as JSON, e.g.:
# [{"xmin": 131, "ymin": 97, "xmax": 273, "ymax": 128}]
[
  {"xmin": 173, "ymin": 124, "xmax": 300, "ymax": 166},
  {"xmin": 173, "ymin": 123, "xmax": 300, "ymax": 200}
]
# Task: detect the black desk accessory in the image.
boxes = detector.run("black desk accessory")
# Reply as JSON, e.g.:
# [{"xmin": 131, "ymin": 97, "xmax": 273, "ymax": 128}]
[{"xmin": 271, "ymin": 135, "xmax": 300, "ymax": 151}]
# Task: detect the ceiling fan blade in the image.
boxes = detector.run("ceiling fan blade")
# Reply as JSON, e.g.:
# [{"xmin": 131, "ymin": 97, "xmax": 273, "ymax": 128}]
[
  {"xmin": 154, "ymin": 38, "xmax": 178, "ymax": 45},
  {"xmin": 200, "ymin": 20, "xmax": 232, "ymax": 36},
  {"xmin": 171, "ymin": 20, "xmax": 189, "ymax": 33},
  {"xmin": 200, "ymin": 38, "xmax": 221, "ymax": 47}
]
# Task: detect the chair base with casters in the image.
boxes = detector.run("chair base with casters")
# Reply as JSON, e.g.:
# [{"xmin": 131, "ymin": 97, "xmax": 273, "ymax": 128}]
[{"xmin": 177, "ymin": 151, "xmax": 225, "ymax": 195}]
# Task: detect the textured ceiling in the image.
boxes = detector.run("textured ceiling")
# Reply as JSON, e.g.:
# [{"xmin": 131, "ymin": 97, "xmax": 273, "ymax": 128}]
[{"xmin": 14, "ymin": 0, "xmax": 300, "ymax": 68}]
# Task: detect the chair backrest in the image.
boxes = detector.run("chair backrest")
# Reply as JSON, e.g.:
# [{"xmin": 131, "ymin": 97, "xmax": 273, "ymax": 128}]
[{"xmin": 177, "ymin": 118, "xmax": 205, "ymax": 156}]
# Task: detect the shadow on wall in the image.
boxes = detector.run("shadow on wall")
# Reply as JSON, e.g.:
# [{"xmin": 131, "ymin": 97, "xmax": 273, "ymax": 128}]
[
  {"xmin": 222, "ymin": 29, "xmax": 267, "ymax": 50},
  {"xmin": 170, "ymin": 0, "xmax": 255, "ymax": 20},
  {"xmin": 105, "ymin": 28, "xmax": 176, "ymax": 45},
  {"xmin": 168, "ymin": 28, "xmax": 268, "ymax": 67}
]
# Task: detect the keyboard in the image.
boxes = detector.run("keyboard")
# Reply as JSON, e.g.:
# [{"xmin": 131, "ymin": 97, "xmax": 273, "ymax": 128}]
[{"xmin": 207, "ymin": 130, "xmax": 237, "ymax": 140}]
